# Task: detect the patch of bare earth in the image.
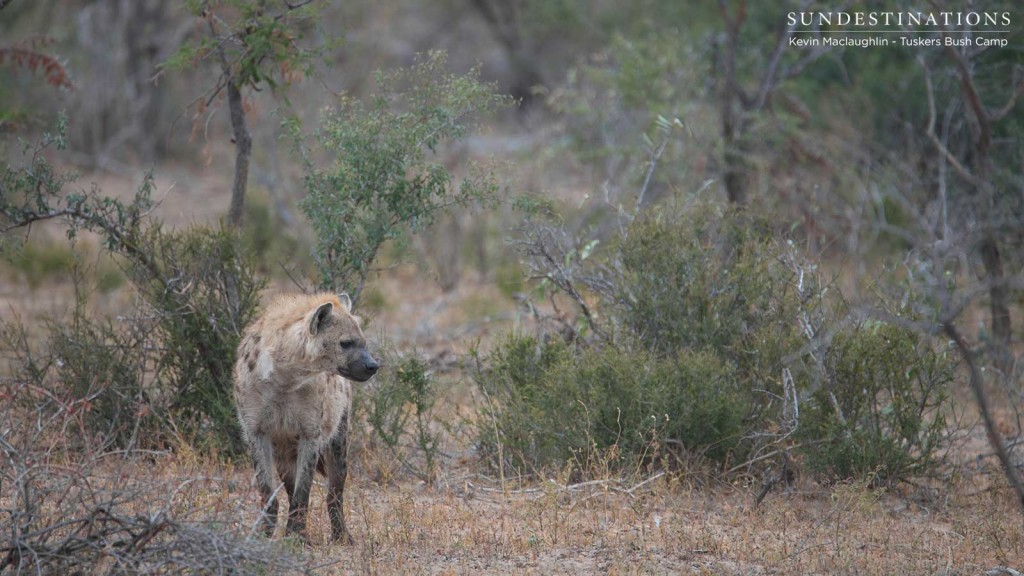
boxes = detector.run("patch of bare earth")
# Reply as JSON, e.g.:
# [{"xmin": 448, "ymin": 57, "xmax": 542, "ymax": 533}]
[{"xmin": 130, "ymin": 452, "xmax": 1015, "ymax": 575}]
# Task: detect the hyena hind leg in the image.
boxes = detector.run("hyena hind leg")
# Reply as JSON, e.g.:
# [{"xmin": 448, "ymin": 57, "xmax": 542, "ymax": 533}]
[
  {"xmin": 249, "ymin": 435, "xmax": 279, "ymax": 538},
  {"xmin": 325, "ymin": 414, "xmax": 354, "ymax": 545},
  {"xmin": 285, "ymin": 438, "xmax": 320, "ymax": 537}
]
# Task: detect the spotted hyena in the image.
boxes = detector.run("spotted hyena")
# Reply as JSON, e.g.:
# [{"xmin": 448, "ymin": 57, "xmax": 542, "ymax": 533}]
[{"xmin": 233, "ymin": 292, "xmax": 379, "ymax": 543}]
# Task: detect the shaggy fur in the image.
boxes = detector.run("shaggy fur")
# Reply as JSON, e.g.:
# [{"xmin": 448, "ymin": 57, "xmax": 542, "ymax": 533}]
[{"xmin": 233, "ymin": 292, "xmax": 378, "ymax": 543}]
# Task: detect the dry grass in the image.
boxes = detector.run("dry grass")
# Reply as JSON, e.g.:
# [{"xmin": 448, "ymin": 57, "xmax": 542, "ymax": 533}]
[
  {"xmin": 10, "ymin": 441, "xmax": 1020, "ymax": 575},
  {"xmin": 50, "ymin": 449, "xmax": 1008, "ymax": 575}
]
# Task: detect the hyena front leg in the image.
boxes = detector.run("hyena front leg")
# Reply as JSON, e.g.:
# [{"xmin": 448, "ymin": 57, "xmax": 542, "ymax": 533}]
[
  {"xmin": 325, "ymin": 412, "xmax": 354, "ymax": 544},
  {"xmin": 249, "ymin": 434, "xmax": 279, "ymax": 537},
  {"xmin": 285, "ymin": 437, "xmax": 319, "ymax": 537}
]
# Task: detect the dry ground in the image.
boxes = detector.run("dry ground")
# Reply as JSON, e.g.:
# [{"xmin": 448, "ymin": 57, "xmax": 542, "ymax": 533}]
[
  {"xmin": 316, "ymin": 469, "xmax": 1023, "ymax": 574},
  {"xmin": 72, "ymin": 444, "xmax": 1022, "ymax": 575}
]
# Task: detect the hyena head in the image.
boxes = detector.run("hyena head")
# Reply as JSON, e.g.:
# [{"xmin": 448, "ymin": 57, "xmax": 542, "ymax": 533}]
[{"xmin": 308, "ymin": 293, "xmax": 379, "ymax": 382}]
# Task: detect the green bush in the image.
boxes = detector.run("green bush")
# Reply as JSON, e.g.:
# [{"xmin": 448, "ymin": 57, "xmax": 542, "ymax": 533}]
[
  {"xmin": 473, "ymin": 334, "xmax": 747, "ymax": 477},
  {"xmin": 478, "ymin": 205, "xmax": 807, "ymax": 477},
  {"xmin": 357, "ymin": 348, "xmax": 444, "ymax": 483},
  {"xmin": 296, "ymin": 51, "xmax": 511, "ymax": 304},
  {"xmin": 132, "ymin": 224, "xmax": 263, "ymax": 453},
  {"xmin": 801, "ymin": 323, "xmax": 954, "ymax": 486},
  {"xmin": 618, "ymin": 206, "xmax": 807, "ymax": 390},
  {"xmin": 490, "ymin": 200, "xmax": 955, "ymax": 483}
]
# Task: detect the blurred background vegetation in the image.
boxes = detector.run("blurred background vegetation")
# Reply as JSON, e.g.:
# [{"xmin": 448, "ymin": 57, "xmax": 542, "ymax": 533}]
[{"xmin": 1, "ymin": 1, "xmax": 1024, "ymax": 567}]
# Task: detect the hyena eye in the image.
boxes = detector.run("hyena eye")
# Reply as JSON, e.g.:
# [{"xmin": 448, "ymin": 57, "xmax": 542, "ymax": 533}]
[{"xmin": 340, "ymin": 340, "xmax": 355, "ymax": 349}]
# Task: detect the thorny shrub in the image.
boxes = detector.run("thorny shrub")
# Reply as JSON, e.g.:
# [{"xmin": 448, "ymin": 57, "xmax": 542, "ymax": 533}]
[
  {"xmin": 0, "ymin": 118, "xmax": 263, "ymax": 454},
  {"xmin": 44, "ymin": 306, "xmax": 155, "ymax": 451},
  {"xmin": 619, "ymin": 209, "xmax": 802, "ymax": 366},
  {"xmin": 129, "ymin": 223, "xmax": 263, "ymax": 453},
  {"xmin": 0, "ymin": 377, "xmax": 306, "ymax": 574},
  {"xmin": 802, "ymin": 322, "xmax": 955, "ymax": 486},
  {"xmin": 480, "ymin": 199, "xmax": 955, "ymax": 484},
  {"xmin": 472, "ymin": 334, "xmax": 746, "ymax": 479}
]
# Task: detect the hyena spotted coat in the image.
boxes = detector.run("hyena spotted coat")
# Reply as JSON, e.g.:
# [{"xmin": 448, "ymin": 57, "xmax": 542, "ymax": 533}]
[{"xmin": 233, "ymin": 292, "xmax": 378, "ymax": 543}]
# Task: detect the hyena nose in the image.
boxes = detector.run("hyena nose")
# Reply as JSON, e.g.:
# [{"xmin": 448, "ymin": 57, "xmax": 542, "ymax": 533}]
[{"xmin": 365, "ymin": 358, "xmax": 379, "ymax": 374}]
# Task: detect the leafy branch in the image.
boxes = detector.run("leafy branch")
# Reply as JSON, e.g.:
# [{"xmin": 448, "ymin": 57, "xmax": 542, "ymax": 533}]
[
  {"xmin": 295, "ymin": 51, "xmax": 512, "ymax": 304},
  {"xmin": 162, "ymin": 0, "xmax": 327, "ymax": 228}
]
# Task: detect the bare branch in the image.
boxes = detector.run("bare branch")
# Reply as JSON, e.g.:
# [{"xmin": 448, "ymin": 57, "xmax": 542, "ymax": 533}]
[
  {"xmin": 992, "ymin": 78, "xmax": 1024, "ymax": 121},
  {"xmin": 752, "ymin": 10, "xmax": 795, "ymax": 110},
  {"xmin": 631, "ymin": 135, "xmax": 668, "ymax": 225},
  {"xmin": 919, "ymin": 56, "xmax": 986, "ymax": 189},
  {"xmin": 778, "ymin": 46, "xmax": 828, "ymax": 85},
  {"xmin": 944, "ymin": 322, "xmax": 1024, "ymax": 515},
  {"xmin": 516, "ymin": 224, "xmax": 609, "ymax": 342},
  {"xmin": 753, "ymin": 0, "xmax": 827, "ymax": 111},
  {"xmin": 939, "ymin": 31, "xmax": 992, "ymax": 152}
]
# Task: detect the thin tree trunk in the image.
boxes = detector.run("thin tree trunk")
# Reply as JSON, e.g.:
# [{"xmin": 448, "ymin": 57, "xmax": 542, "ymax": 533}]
[
  {"xmin": 941, "ymin": 40, "xmax": 1015, "ymax": 372},
  {"xmin": 979, "ymin": 237, "xmax": 1013, "ymax": 372},
  {"xmin": 722, "ymin": 125, "xmax": 751, "ymax": 206},
  {"xmin": 225, "ymin": 78, "xmax": 251, "ymax": 229},
  {"xmin": 208, "ymin": 12, "xmax": 252, "ymax": 230},
  {"xmin": 717, "ymin": 0, "xmax": 750, "ymax": 207},
  {"xmin": 210, "ymin": 21, "xmax": 249, "ymax": 321},
  {"xmin": 944, "ymin": 321, "xmax": 1024, "ymax": 516}
]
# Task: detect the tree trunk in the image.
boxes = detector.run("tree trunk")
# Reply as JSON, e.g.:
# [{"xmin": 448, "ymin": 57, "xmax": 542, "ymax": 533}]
[
  {"xmin": 979, "ymin": 237, "xmax": 1013, "ymax": 372},
  {"xmin": 717, "ymin": 0, "xmax": 750, "ymax": 206},
  {"xmin": 944, "ymin": 322, "xmax": 1024, "ymax": 515},
  {"xmin": 469, "ymin": 0, "xmax": 543, "ymax": 108},
  {"xmin": 225, "ymin": 78, "xmax": 251, "ymax": 229},
  {"xmin": 722, "ymin": 123, "xmax": 751, "ymax": 206}
]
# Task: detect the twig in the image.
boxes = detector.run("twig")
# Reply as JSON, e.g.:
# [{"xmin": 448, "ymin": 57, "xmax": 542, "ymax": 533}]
[
  {"xmin": 631, "ymin": 136, "xmax": 668, "ymax": 224},
  {"xmin": 919, "ymin": 57, "xmax": 986, "ymax": 189},
  {"xmin": 727, "ymin": 444, "xmax": 804, "ymax": 475},
  {"xmin": 624, "ymin": 471, "xmax": 666, "ymax": 495}
]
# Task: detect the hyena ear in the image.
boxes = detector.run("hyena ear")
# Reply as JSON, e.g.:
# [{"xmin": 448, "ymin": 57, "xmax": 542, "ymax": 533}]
[
  {"xmin": 310, "ymin": 302, "xmax": 333, "ymax": 335},
  {"xmin": 337, "ymin": 292, "xmax": 353, "ymax": 313}
]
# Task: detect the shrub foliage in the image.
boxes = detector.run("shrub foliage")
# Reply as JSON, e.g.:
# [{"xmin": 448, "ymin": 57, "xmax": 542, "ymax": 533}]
[
  {"xmin": 477, "ymin": 200, "xmax": 955, "ymax": 484},
  {"xmin": 0, "ymin": 118, "xmax": 262, "ymax": 453},
  {"xmin": 296, "ymin": 51, "xmax": 511, "ymax": 303},
  {"xmin": 473, "ymin": 335, "xmax": 745, "ymax": 477},
  {"xmin": 802, "ymin": 323, "xmax": 954, "ymax": 485},
  {"xmin": 358, "ymin": 348, "xmax": 446, "ymax": 484}
]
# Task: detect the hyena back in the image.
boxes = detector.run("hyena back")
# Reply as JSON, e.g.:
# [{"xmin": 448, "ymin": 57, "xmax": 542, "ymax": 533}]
[{"xmin": 233, "ymin": 291, "xmax": 378, "ymax": 543}]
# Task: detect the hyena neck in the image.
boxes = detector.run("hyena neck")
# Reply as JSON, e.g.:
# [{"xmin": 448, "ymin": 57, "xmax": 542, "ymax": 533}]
[{"xmin": 265, "ymin": 356, "xmax": 331, "ymax": 386}]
